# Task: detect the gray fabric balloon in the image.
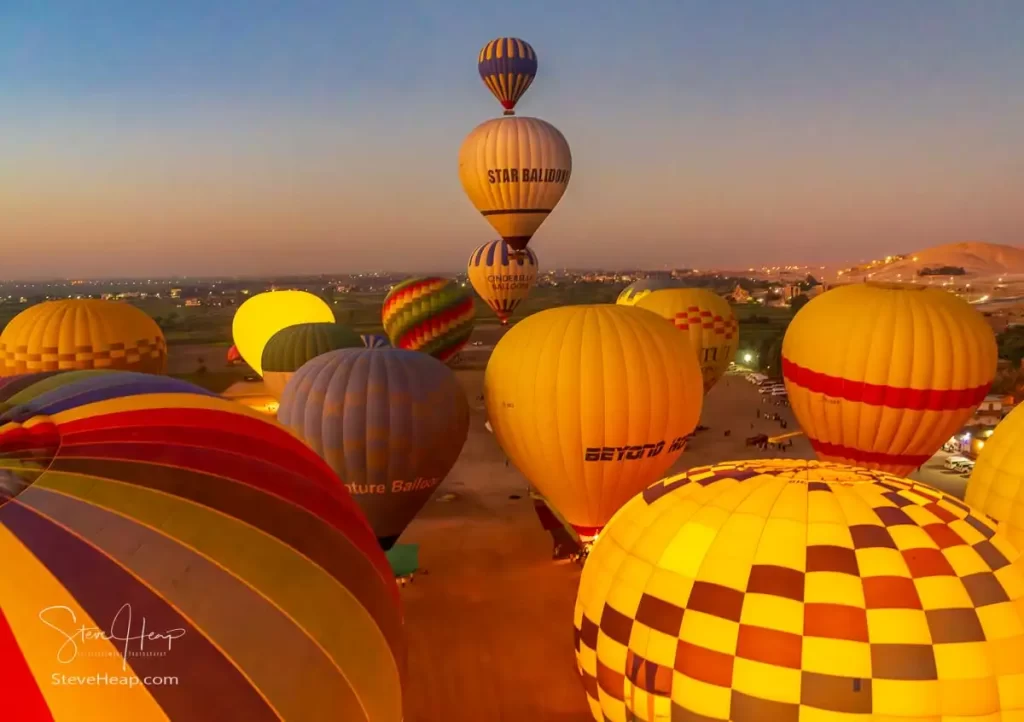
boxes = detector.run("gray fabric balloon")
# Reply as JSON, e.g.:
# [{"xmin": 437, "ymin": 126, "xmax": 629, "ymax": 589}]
[{"xmin": 277, "ymin": 348, "xmax": 470, "ymax": 549}]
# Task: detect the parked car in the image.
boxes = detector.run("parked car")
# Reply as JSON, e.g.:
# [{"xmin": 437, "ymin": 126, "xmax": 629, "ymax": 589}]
[{"xmin": 944, "ymin": 456, "xmax": 971, "ymax": 472}]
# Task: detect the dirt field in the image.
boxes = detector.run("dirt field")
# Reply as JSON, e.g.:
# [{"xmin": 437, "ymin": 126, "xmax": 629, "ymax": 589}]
[{"xmin": 396, "ymin": 373, "xmax": 819, "ymax": 721}]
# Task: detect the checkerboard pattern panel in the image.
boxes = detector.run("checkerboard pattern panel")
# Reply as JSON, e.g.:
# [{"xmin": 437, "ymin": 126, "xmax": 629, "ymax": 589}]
[{"xmin": 574, "ymin": 459, "xmax": 1024, "ymax": 721}]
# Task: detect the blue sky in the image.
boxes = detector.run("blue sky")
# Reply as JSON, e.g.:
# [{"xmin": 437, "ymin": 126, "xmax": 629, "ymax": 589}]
[{"xmin": 1, "ymin": 1, "xmax": 1022, "ymax": 277}]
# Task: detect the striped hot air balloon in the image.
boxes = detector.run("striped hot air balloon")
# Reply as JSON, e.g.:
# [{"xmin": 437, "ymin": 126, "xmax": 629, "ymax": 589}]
[
  {"xmin": 0, "ymin": 299, "xmax": 166, "ymax": 377},
  {"xmin": 478, "ymin": 37, "xmax": 537, "ymax": 115},
  {"xmin": 361, "ymin": 333, "xmax": 390, "ymax": 348},
  {"xmin": 381, "ymin": 277, "xmax": 475, "ymax": 363},
  {"xmin": 0, "ymin": 371, "xmax": 405, "ymax": 722},
  {"xmin": 467, "ymin": 240, "xmax": 538, "ymax": 325},
  {"xmin": 261, "ymin": 322, "xmax": 363, "ymax": 398},
  {"xmin": 783, "ymin": 282, "xmax": 998, "ymax": 476},
  {"xmin": 278, "ymin": 348, "xmax": 470, "ymax": 550}
]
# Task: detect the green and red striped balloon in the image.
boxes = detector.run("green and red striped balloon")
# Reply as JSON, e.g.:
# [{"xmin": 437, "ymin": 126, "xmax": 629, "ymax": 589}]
[
  {"xmin": 381, "ymin": 277, "xmax": 475, "ymax": 363},
  {"xmin": 0, "ymin": 371, "xmax": 405, "ymax": 722}
]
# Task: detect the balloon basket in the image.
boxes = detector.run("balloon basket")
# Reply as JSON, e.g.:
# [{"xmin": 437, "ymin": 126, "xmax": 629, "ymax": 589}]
[{"xmin": 386, "ymin": 544, "xmax": 420, "ymax": 586}]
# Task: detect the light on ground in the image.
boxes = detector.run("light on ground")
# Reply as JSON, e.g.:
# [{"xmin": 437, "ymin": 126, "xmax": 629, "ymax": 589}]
[{"xmin": 743, "ymin": 353, "xmax": 753, "ymax": 363}]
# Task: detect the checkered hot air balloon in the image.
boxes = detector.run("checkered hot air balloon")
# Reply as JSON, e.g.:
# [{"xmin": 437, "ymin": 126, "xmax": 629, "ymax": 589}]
[
  {"xmin": 635, "ymin": 288, "xmax": 739, "ymax": 393},
  {"xmin": 0, "ymin": 299, "xmax": 166, "ymax": 377},
  {"xmin": 478, "ymin": 37, "xmax": 537, "ymax": 115},
  {"xmin": 575, "ymin": 459, "xmax": 1024, "ymax": 722},
  {"xmin": 0, "ymin": 371, "xmax": 405, "ymax": 722},
  {"xmin": 381, "ymin": 277, "xmax": 475, "ymax": 363},
  {"xmin": 782, "ymin": 282, "xmax": 997, "ymax": 476}
]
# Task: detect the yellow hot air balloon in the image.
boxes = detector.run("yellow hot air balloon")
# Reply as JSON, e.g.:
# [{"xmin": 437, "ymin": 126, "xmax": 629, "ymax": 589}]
[
  {"xmin": 783, "ymin": 282, "xmax": 997, "ymax": 476},
  {"xmin": 635, "ymin": 288, "xmax": 738, "ymax": 392},
  {"xmin": 966, "ymin": 404, "xmax": 1024, "ymax": 551},
  {"xmin": 0, "ymin": 299, "xmax": 166, "ymax": 376},
  {"xmin": 484, "ymin": 305, "xmax": 703, "ymax": 541},
  {"xmin": 576, "ymin": 459, "xmax": 1024, "ymax": 722},
  {"xmin": 231, "ymin": 290, "xmax": 334, "ymax": 377},
  {"xmin": 467, "ymin": 240, "xmax": 538, "ymax": 325},
  {"xmin": 458, "ymin": 116, "xmax": 571, "ymax": 251}
]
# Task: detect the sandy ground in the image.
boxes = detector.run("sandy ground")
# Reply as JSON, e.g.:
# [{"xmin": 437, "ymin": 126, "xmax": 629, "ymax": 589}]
[{"xmin": 396, "ymin": 372, "xmax": 973, "ymax": 721}]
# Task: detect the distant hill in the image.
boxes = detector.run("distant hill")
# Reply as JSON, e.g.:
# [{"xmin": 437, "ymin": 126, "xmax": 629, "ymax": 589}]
[{"xmin": 869, "ymin": 242, "xmax": 1024, "ymax": 281}]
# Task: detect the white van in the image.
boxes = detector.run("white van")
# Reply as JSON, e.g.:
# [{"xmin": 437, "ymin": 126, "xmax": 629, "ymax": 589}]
[{"xmin": 944, "ymin": 456, "xmax": 969, "ymax": 471}]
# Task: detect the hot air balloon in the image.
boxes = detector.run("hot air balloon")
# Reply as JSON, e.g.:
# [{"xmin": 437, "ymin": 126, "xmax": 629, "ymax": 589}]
[
  {"xmin": 478, "ymin": 37, "xmax": 537, "ymax": 115},
  {"xmin": 0, "ymin": 299, "xmax": 166, "ymax": 377},
  {"xmin": 635, "ymin": 288, "xmax": 738, "ymax": 392},
  {"xmin": 467, "ymin": 240, "xmax": 538, "ymax": 325},
  {"xmin": 0, "ymin": 371, "xmax": 405, "ymax": 722},
  {"xmin": 226, "ymin": 344, "xmax": 242, "ymax": 365},
  {"xmin": 231, "ymin": 290, "xmax": 334, "ymax": 377},
  {"xmin": 261, "ymin": 322, "xmax": 363, "ymax": 399},
  {"xmin": 485, "ymin": 305, "xmax": 703, "ymax": 542},
  {"xmin": 967, "ymin": 404, "xmax": 1024, "ymax": 551},
  {"xmin": 458, "ymin": 116, "xmax": 571, "ymax": 252},
  {"xmin": 361, "ymin": 333, "xmax": 390, "ymax": 348},
  {"xmin": 278, "ymin": 348, "xmax": 470, "ymax": 549},
  {"xmin": 575, "ymin": 459, "xmax": 1024, "ymax": 722},
  {"xmin": 616, "ymin": 278, "xmax": 684, "ymax": 306},
  {"xmin": 381, "ymin": 277, "xmax": 475, "ymax": 362},
  {"xmin": 782, "ymin": 283, "xmax": 997, "ymax": 476}
]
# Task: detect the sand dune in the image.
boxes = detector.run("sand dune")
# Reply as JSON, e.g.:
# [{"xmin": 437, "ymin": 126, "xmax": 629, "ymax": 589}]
[{"xmin": 869, "ymin": 241, "xmax": 1024, "ymax": 280}]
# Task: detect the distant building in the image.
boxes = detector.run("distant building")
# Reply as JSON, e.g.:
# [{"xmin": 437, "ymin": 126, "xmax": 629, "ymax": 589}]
[
  {"xmin": 184, "ymin": 298, "xmax": 202, "ymax": 307},
  {"xmin": 966, "ymin": 395, "xmax": 1006, "ymax": 427},
  {"xmin": 170, "ymin": 288, "xmax": 182, "ymax": 299}
]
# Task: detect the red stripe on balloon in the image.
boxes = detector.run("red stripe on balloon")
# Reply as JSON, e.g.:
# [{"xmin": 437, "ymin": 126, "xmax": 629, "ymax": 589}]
[
  {"xmin": 808, "ymin": 438, "xmax": 931, "ymax": 468},
  {"xmin": 782, "ymin": 357, "xmax": 991, "ymax": 411},
  {"xmin": 58, "ymin": 409, "xmax": 330, "ymax": 481},
  {"xmin": 0, "ymin": 604, "xmax": 54, "ymax": 721}
]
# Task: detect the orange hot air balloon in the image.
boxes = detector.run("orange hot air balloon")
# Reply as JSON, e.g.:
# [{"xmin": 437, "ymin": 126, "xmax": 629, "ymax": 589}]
[{"xmin": 782, "ymin": 282, "xmax": 997, "ymax": 476}]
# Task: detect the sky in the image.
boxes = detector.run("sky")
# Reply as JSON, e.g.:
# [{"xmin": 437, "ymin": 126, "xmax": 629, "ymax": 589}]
[{"xmin": 1, "ymin": 1, "xmax": 1022, "ymax": 279}]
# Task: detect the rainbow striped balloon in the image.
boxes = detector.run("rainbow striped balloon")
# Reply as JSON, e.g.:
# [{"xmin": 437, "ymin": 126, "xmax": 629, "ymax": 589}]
[
  {"xmin": 381, "ymin": 277, "xmax": 476, "ymax": 363},
  {"xmin": 0, "ymin": 371, "xmax": 405, "ymax": 722}
]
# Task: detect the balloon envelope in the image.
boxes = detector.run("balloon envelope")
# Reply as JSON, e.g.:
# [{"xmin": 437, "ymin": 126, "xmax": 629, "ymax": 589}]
[
  {"xmin": 635, "ymin": 288, "xmax": 738, "ymax": 392},
  {"xmin": 783, "ymin": 282, "xmax": 997, "ymax": 475},
  {"xmin": 261, "ymin": 322, "xmax": 363, "ymax": 398},
  {"xmin": 467, "ymin": 240, "xmax": 538, "ymax": 325},
  {"xmin": 278, "ymin": 348, "xmax": 470, "ymax": 549},
  {"xmin": 232, "ymin": 291, "xmax": 334, "ymax": 377},
  {"xmin": 575, "ymin": 458, "xmax": 1024, "ymax": 722},
  {"xmin": 478, "ymin": 37, "xmax": 537, "ymax": 114},
  {"xmin": 484, "ymin": 304, "xmax": 703, "ymax": 539},
  {"xmin": 0, "ymin": 299, "xmax": 166, "ymax": 377},
  {"xmin": 0, "ymin": 371, "xmax": 405, "ymax": 722},
  {"xmin": 458, "ymin": 116, "xmax": 571, "ymax": 251},
  {"xmin": 360, "ymin": 333, "xmax": 390, "ymax": 348},
  {"xmin": 966, "ymin": 403, "xmax": 1024, "ymax": 551},
  {"xmin": 381, "ymin": 277, "xmax": 475, "ymax": 363},
  {"xmin": 616, "ymin": 278, "xmax": 684, "ymax": 306}
]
